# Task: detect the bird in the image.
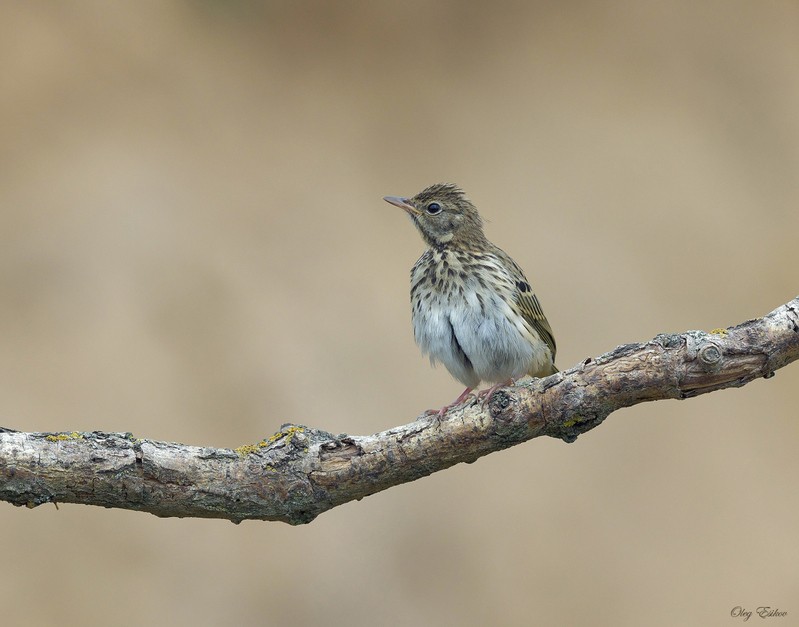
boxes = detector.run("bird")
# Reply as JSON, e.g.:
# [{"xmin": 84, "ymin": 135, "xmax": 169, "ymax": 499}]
[{"xmin": 383, "ymin": 183, "xmax": 557, "ymax": 417}]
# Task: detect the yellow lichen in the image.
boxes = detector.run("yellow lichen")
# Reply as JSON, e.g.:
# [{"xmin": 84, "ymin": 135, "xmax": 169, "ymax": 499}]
[
  {"xmin": 710, "ymin": 328, "xmax": 728, "ymax": 336},
  {"xmin": 274, "ymin": 426, "xmax": 304, "ymax": 444},
  {"xmin": 45, "ymin": 431, "xmax": 83, "ymax": 442},
  {"xmin": 234, "ymin": 426, "xmax": 306, "ymax": 457},
  {"xmin": 234, "ymin": 440, "xmax": 268, "ymax": 456}
]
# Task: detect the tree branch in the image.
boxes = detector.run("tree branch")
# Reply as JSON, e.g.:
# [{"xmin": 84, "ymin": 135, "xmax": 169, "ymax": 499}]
[{"xmin": 2, "ymin": 297, "xmax": 798, "ymax": 524}]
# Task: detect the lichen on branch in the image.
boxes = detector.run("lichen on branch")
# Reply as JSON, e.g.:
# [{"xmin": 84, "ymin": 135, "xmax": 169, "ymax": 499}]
[{"xmin": 1, "ymin": 297, "xmax": 798, "ymax": 525}]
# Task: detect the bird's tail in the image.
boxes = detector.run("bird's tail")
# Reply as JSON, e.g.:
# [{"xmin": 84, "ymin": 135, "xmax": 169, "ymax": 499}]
[{"xmin": 530, "ymin": 361, "xmax": 559, "ymax": 378}]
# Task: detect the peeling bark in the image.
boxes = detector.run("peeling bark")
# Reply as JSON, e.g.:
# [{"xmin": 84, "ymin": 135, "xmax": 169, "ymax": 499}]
[{"xmin": 2, "ymin": 297, "xmax": 798, "ymax": 525}]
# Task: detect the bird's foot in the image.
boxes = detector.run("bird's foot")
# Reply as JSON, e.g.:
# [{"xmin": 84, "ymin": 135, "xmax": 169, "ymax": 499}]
[
  {"xmin": 476, "ymin": 380, "xmax": 514, "ymax": 405},
  {"xmin": 424, "ymin": 387, "xmax": 475, "ymax": 419}
]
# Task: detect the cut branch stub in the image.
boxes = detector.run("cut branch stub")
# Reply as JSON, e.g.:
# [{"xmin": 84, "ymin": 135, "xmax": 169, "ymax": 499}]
[{"xmin": 1, "ymin": 296, "xmax": 797, "ymax": 524}]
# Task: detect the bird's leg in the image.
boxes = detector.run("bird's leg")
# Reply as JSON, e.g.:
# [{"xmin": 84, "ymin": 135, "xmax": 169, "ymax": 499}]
[
  {"xmin": 476, "ymin": 379, "xmax": 514, "ymax": 405},
  {"xmin": 424, "ymin": 386, "xmax": 475, "ymax": 418}
]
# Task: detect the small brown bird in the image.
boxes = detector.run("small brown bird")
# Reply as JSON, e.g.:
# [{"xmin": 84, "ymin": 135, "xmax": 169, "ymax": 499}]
[{"xmin": 384, "ymin": 183, "xmax": 557, "ymax": 416}]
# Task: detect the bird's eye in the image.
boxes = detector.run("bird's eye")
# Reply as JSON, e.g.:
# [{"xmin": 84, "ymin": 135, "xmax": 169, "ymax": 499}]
[{"xmin": 426, "ymin": 202, "xmax": 442, "ymax": 215}]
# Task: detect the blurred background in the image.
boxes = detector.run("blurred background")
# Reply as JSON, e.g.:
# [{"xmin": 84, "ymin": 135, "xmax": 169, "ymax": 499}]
[{"xmin": 1, "ymin": 2, "xmax": 797, "ymax": 625}]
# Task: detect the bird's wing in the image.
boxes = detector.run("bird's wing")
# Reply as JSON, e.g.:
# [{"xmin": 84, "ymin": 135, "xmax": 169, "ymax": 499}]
[
  {"xmin": 504, "ymin": 255, "xmax": 557, "ymax": 360},
  {"xmin": 517, "ymin": 289, "xmax": 557, "ymax": 358}
]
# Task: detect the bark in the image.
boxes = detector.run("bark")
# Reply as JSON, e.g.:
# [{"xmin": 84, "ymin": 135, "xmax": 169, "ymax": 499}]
[{"xmin": 1, "ymin": 297, "xmax": 798, "ymax": 525}]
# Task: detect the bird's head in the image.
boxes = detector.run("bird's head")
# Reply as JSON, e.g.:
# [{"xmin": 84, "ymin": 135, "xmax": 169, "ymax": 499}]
[{"xmin": 384, "ymin": 183, "xmax": 486, "ymax": 248}]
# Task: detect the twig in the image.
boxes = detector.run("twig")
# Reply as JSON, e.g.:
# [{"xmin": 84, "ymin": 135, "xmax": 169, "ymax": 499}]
[{"xmin": 2, "ymin": 297, "xmax": 797, "ymax": 525}]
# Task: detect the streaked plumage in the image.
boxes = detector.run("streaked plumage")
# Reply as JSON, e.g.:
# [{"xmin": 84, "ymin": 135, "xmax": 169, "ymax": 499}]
[{"xmin": 384, "ymin": 183, "xmax": 557, "ymax": 416}]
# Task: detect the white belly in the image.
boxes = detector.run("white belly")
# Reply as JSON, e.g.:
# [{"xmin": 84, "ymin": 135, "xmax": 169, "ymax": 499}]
[{"xmin": 412, "ymin": 287, "xmax": 546, "ymax": 387}]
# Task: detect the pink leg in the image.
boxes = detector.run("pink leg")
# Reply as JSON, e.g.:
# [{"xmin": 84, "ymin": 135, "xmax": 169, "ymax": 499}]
[
  {"xmin": 424, "ymin": 386, "xmax": 474, "ymax": 418},
  {"xmin": 475, "ymin": 379, "xmax": 513, "ymax": 405}
]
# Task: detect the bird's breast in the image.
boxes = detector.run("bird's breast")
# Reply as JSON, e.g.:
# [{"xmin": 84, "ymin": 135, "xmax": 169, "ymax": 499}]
[{"xmin": 409, "ymin": 249, "xmax": 547, "ymax": 384}]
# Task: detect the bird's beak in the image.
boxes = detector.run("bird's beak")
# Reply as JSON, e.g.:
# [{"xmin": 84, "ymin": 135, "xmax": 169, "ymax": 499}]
[{"xmin": 383, "ymin": 195, "xmax": 421, "ymax": 215}]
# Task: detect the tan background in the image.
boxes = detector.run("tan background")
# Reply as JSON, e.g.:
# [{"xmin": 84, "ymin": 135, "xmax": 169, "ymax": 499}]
[{"xmin": 1, "ymin": 2, "xmax": 797, "ymax": 626}]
